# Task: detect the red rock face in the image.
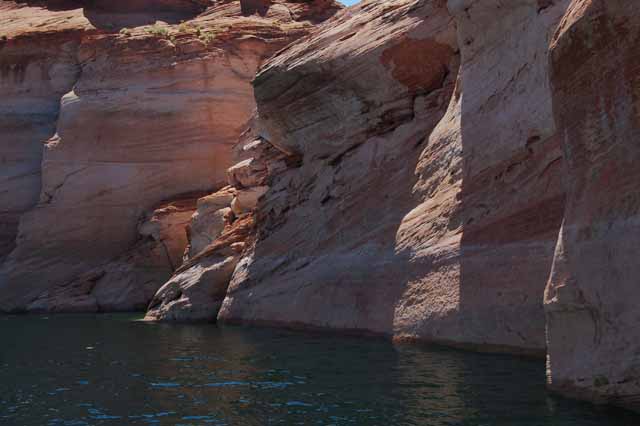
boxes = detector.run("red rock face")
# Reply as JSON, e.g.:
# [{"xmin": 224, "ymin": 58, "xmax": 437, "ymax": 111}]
[
  {"xmin": 218, "ymin": 0, "xmax": 460, "ymax": 334},
  {"xmin": 380, "ymin": 37, "xmax": 453, "ymax": 94},
  {"xmin": 545, "ymin": 0, "xmax": 640, "ymax": 412},
  {"xmin": 218, "ymin": 0, "xmax": 570, "ymax": 355},
  {"xmin": 0, "ymin": 2, "xmax": 88, "ymax": 260},
  {"xmin": 0, "ymin": 0, "xmax": 341, "ymax": 312},
  {"xmin": 3, "ymin": 0, "xmax": 640, "ymax": 414}
]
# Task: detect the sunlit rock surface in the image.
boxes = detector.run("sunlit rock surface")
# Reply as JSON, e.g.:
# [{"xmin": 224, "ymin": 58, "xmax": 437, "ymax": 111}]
[
  {"xmin": 218, "ymin": 0, "xmax": 570, "ymax": 355},
  {"xmin": 0, "ymin": 0, "xmax": 341, "ymax": 312},
  {"xmin": 4, "ymin": 0, "xmax": 640, "ymax": 414},
  {"xmin": 144, "ymin": 120, "xmax": 292, "ymax": 322},
  {"xmin": 218, "ymin": 0, "xmax": 462, "ymax": 334}
]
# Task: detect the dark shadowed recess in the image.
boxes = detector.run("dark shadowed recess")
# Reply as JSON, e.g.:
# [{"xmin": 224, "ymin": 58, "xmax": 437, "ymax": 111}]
[{"xmin": 14, "ymin": 0, "xmax": 209, "ymax": 29}]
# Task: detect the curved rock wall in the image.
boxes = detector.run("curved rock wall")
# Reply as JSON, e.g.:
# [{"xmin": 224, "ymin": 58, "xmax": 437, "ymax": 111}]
[
  {"xmin": 0, "ymin": 2, "xmax": 89, "ymax": 260},
  {"xmin": 4, "ymin": 0, "xmax": 640, "ymax": 413},
  {"xmin": 545, "ymin": 0, "xmax": 640, "ymax": 412},
  {"xmin": 218, "ymin": 0, "xmax": 460, "ymax": 334},
  {"xmin": 393, "ymin": 0, "xmax": 570, "ymax": 352},
  {"xmin": 217, "ymin": 0, "xmax": 570, "ymax": 355},
  {"xmin": 0, "ymin": 0, "xmax": 341, "ymax": 312}
]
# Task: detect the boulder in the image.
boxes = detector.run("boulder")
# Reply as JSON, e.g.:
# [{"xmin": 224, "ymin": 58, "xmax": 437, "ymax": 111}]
[
  {"xmin": 231, "ymin": 186, "xmax": 269, "ymax": 215},
  {"xmin": 187, "ymin": 187, "xmax": 235, "ymax": 257},
  {"xmin": 227, "ymin": 158, "xmax": 268, "ymax": 188},
  {"xmin": 139, "ymin": 197, "xmax": 197, "ymax": 269},
  {"xmin": 145, "ymin": 213, "xmax": 254, "ymax": 322}
]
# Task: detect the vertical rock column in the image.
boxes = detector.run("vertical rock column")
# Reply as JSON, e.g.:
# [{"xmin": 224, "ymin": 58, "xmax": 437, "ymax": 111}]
[
  {"xmin": 545, "ymin": 0, "xmax": 640, "ymax": 412},
  {"xmin": 0, "ymin": 5, "xmax": 86, "ymax": 259},
  {"xmin": 390, "ymin": 0, "xmax": 570, "ymax": 353}
]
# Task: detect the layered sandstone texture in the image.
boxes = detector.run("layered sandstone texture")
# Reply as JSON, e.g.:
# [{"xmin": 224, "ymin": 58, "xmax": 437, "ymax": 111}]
[
  {"xmin": 218, "ymin": 0, "xmax": 461, "ymax": 331},
  {"xmin": 27, "ymin": 196, "xmax": 198, "ymax": 312},
  {"xmin": 145, "ymin": 129, "xmax": 291, "ymax": 322},
  {"xmin": 0, "ymin": 0, "xmax": 341, "ymax": 312},
  {"xmin": 545, "ymin": 0, "xmax": 640, "ymax": 412},
  {"xmin": 0, "ymin": 1, "xmax": 90, "ymax": 260},
  {"xmin": 144, "ymin": 210, "xmax": 254, "ymax": 322},
  {"xmin": 218, "ymin": 0, "xmax": 570, "ymax": 355}
]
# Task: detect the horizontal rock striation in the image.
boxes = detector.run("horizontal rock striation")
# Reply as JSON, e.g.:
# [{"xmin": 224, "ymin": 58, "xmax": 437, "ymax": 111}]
[
  {"xmin": 0, "ymin": 0, "xmax": 341, "ymax": 312},
  {"xmin": 218, "ymin": 0, "xmax": 462, "ymax": 334},
  {"xmin": 391, "ymin": 0, "xmax": 571, "ymax": 353},
  {"xmin": 4, "ymin": 0, "xmax": 640, "ymax": 414},
  {"xmin": 218, "ymin": 0, "xmax": 571, "ymax": 355},
  {"xmin": 0, "ymin": 2, "xmax": 90, "ymax": 260},
  {"xmin": 545, "ymin": 0, "xmax": 640, "ymax": 412}
]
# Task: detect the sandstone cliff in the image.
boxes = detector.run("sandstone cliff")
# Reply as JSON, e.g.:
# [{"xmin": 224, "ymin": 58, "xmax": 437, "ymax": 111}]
[
  {"xmin": 0, "ymin": 1, "xmax": 90, "ymax": 261},
  {"xmin": 217, "ymin": 0, "xmax": 569, "ymax": 356},
  {"xmin": 545, "ymin": 0, "xmax": 640, "ymax": 412},
  {"xmin": 0, "ymin": 0, "xmax": 340, "ymax": 312},
  {"xmin": 3, "ymin": 0, "xmax": 640, "ymax": 414}
]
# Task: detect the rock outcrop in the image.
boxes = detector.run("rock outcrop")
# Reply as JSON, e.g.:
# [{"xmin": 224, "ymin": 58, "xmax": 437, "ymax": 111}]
[
  {"xmin": 187, "ymin": 186, "xmax": 235, "ymax": 258},
  {"xmin": 145, "ymin": 125, "xmax": 291, "ymax": 322},
  {"xmin": 0, "ymin": 0, "xmax": 341, "ymax": 312},
  {"xmin": 217, "ymin": 0, "xmax": 460, "ymax": 334},
  {"xmin": 545, "ymin": 0, "xmax": 640, "ymax": 412},
  {"xmin": 217, "ymin": 0, "xmax": 569, "ymax": 355},
  {"xmin": 144, "ymin": 211, "xmax": 253, "ymax": 322}
]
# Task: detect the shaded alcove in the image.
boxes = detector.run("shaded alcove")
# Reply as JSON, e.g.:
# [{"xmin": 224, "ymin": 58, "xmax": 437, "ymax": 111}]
[{"xmin": 81, "ymin": 0, "xmax": 208, "ymax": 30}]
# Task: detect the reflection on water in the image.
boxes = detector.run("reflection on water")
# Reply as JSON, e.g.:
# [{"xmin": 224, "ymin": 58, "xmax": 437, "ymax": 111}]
[{"xmin": 0, "ymin": 314, "xmax": 637, "ymax": 426}]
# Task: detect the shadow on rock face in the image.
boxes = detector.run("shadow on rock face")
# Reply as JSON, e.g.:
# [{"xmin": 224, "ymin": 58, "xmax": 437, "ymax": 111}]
[
  {"xmin": 81, "ymin": 0, "xmax": 208, "ymax": 31},
  {"xmin": 451, "ymin": 0, "xmax": 569, "ymax": 356},
  {"xmin": 217, "ymin": 0, "xmax": 461, "ymax": 337},
  {"xmin": 240, "ymin": 0, "xmax": 272, "ymax": 17},
  {"xmin": 217, "ymin": 0, "xmax": 573, "ymax": 358}
]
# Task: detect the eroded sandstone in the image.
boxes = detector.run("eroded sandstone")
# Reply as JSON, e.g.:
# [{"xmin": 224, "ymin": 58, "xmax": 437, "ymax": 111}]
[
  {"xmin": 0, "ymin": 1, "xmax": 89, "ymax": 259},
  {"xmin": 3, "ymin": 0, "xmax": 640, "ymax": 414},
  {"xmin": 545, "ymin": 0, "xmax": 640, "ymax": 411},
  {"xmin": 145, "ymin": 120, "xmax": 291, "ymax": 322},
  {"xmin": 218, "ymin": 0, "xmax": 570, "ymax": 355},
  {"xmin": 219, "ymin": 0, "xmax": 462, "ymax": 334},
  {"xmin": 145, "ymin": 212, "xmax": 254, "ymax": 322},
  {"xmin": 0, "ymin": 0, "xmax": 341, "ymax": 312}
]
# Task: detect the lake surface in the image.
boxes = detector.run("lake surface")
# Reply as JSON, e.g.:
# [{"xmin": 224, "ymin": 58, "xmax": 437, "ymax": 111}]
[{"xmin": 0, "ymin": 314, "xmax": 637, "ymax": 426}]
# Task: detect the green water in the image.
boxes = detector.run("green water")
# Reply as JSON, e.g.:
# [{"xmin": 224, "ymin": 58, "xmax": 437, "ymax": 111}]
[{"xmin": 0, "ymin": 314, "xmax": 637, "ymax": 426}]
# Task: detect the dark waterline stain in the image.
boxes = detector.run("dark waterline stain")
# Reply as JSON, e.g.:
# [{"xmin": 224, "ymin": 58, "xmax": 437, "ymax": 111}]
[{"xmin": 0, "ymin": 314, "xmax": 637, "ymax": 426}]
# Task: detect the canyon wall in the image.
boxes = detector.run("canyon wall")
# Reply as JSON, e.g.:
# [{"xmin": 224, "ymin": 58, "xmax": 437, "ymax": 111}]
[
  {"xmin": 218, "ymin": 0, "xmax": 569, "ymax": 355},
  {"xmin": 0, "ymin": 0, "xmax": 340, "ymax": 312},
  {"xmin": 3, "ymin": 0, "xmax": 640, "ymax": 413},
  {"xmin": 0, "ymin": 2, "xmax": 89, "ymax": 260},
  {"xmin": 545, "ymin": 0, "xmax": 640, "ymax": 412}
]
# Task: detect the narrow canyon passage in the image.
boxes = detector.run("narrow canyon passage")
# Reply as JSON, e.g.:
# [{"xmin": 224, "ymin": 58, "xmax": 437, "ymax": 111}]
[{"xmin": 1, "ymin": 0, "xmax": 640, "ymax": 416}]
